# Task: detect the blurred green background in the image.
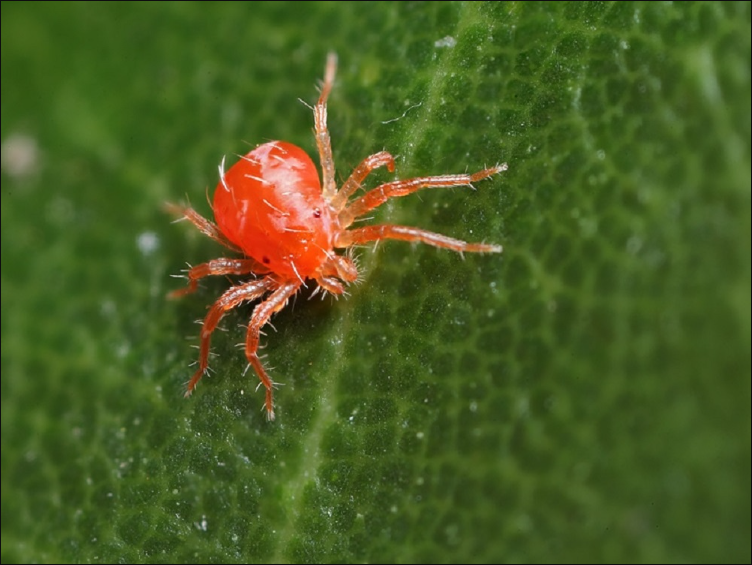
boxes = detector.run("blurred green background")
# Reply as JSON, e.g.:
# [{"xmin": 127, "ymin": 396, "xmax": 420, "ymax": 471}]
[{"xmin": 2, "ymin": 2, "xmax": 749, "ymax": 563}]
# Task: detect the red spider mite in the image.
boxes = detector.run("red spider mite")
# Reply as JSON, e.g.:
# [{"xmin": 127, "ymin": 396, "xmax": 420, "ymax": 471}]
[{"xmin": 168, "ymin": 54, "xmax": 507, "ymax": 420}]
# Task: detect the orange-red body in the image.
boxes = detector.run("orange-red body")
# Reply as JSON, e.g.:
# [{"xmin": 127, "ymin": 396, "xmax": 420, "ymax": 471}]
[{"xmin": 214, "ymin": 141, "xmax": 336, "ymax": 279}]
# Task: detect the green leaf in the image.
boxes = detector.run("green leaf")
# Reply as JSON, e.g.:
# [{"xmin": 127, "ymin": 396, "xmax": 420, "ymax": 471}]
[{"xmin": 2, "ymin": 2, "xmax": 749, "ymax": 563}]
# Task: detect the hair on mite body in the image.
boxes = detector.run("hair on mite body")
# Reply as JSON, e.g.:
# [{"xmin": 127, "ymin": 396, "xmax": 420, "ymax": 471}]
[{"xmin": 168, "ymin": 54, "xmax": 507, "ymax": 421}]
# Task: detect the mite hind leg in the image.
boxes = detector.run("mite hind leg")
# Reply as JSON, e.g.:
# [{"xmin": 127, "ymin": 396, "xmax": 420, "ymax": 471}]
[
  {"xmin": 165, "ymin": 202, "xmax": 242, "ymax": 252},
  {"xmin": 243, "ymin": 280, "xmax": 302, "ymax": 420},
  {"xmin": 184, "ymin": 278, "xmax": 274, "ymax": 396},
  {"xmin": 169, "ymin": 258, "xmax": 267, "ymax": 298}
]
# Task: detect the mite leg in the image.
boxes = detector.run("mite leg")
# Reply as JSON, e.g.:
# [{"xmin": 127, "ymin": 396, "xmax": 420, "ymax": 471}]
[
  {"xmin": 164, "ymin": 202, "xmax": 243, "ymax": 253},
  {"xmin": 244, "ymin": 280, "xmax": 302, "ymax": 420},
  {"xmin": 169, "ymin": 258, "xmax": 267, "ymax": 298},
  {"xmin": 184, "ymin": 278, "xmax": 275, "ymax": 396},
  {"xmin": 315, "ymin": 53, "xmax": 338, "ymax": 202},
  {"xmin": 339, "ymin": 164, "xmax": 507, "ymax": 228},
  {"xmin": 336, "ymin": 224, "xmax": 502, "ymax": 254},
  {"xmin": 329, "ymin": 151, "xmax": 395, "ymax": 211},
  {"xmin": 314, "ymin": 276, "xmax": 346, "ymax": 296}
]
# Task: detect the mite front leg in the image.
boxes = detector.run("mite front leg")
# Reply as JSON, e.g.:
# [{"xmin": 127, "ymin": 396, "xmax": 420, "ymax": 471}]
[
  {"xmin": 329, "ymin": 151, "xmax": 395, "ymax": 212},
  {"xmin": 315, "ymin": 53, "xmax": 338, "ymax": 202},
  {"xmin": 169, "ymin": 258, "xmax": 268, "ymax": 298},
  {"xmin": 244, "ymin": 280, "xmax": 302, "ymax": 420},
  {"xmin": 339, "ymin": 164, "xmax": 507, "ymax": 228},
  {"xmin": 336, "ymin": 224, "xmax": 502, "ymax": 254},
  {"xmin": 184, "ymin": 278, "xmax": 275, "ymax": 396},
  {"xmin": 314, "ymin": 276, "xmax": 346, "ymax": 296},
  {"xmin": 165, "ymin": 203, "xmax": 243, "ymax": 252}
]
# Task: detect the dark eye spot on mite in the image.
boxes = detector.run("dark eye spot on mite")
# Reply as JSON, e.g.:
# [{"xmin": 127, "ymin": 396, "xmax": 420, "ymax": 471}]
[
  {"xmin": 313, "ymin": 208, "xmax": 322, "ymax": 218},
  {"xmin": 262, "ymin": 256, "xmax": 271, "ymax": 264}
]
